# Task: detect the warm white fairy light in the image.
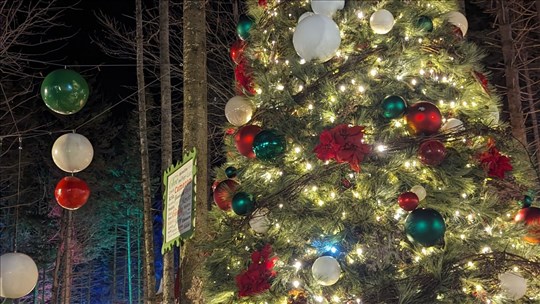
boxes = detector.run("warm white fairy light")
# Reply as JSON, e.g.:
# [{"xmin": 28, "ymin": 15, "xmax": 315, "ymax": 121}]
[
  {"xmin": 411, "ymin": 79, "xmax": 417, "ymax": 85},
  {"xmin": 340, "ymin": 85, "xmax": 346, "ymax": 92},
  {"xmin": 318, "ymin": 200, "xmax": 324, "ymax": 206},
  {"xmin": 279, "ymin": 204, "xmax": 284, "ymax": 208},
  {"xmin": 330, "ymin": 192, "xmax": 336, "ymax": 199},
  {"xmin": 461, "ymin": 193, "xmax": 467, "ymax": 199},
  {"xmin": 306, "ymin": 163, "xmax": 312, "ymax": 170},
  {"xmin": 370, "ymin": 68, "xmax": 378, "ymax": 76},
  {"xmin": 292, "ymin": 280, "xmax": 300, "ymax": 288},
  {"xmin": 314, "ymin": 296, "xmax": 324, "ymax": 302},
  {"xmin": 276, "ymin": 84, "xmax": 284, "ymax": 91},
  {"xmin": 481, "ymin": 246, "xmax": 491, "ymax": 254},
  {"xmin": 357, "ymin": 11, "xmax": 364, "ymax": 19},
  {"xmin": 358, "ymin": 85, "xmax": 366, "ymax": 93},
  {"xmin": 419, "ymin": 69, "xmax": 425, "ymax": 75},
  {"xmin": 298, "ymin": 85, "xmax": 304, "ymax": 91},
  {"xmin": 484, "ymin": 226, "xmax": 493, "ymax": 235},
  {"xmin": 294, "ymin": 147, "xmax": 301, "ymax": 153},
  {"xmin": 376, "ymin": 144, "xmax": 387, "ymax": 152},
  {"xmin": 299, "ymin": 59, "xmax": 306, "ymax": 64},
  {"xmin": 332, "ymin": 295, "xmax": 340, "ymax": 302}
]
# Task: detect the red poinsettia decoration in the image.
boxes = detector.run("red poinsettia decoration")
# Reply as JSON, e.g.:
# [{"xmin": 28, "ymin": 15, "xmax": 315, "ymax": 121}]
[
  {"xmin": 478, "ymin": 140, "xmax": 513, "ymax": 179},
  {"xmin": 236, "ymin": 244, "xmax": 277, "ymax": 297},
  {"xmin": 314, "ymin": 124, "xmax": 371, "ymax": 172}
]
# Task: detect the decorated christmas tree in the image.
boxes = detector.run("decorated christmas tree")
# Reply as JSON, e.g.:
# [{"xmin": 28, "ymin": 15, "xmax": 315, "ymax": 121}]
[{"xmin": 204, "ymin": 0, "xmax": 540, "ymax": 303}]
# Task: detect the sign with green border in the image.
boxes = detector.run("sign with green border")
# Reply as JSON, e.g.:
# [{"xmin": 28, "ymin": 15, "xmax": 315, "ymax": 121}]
[{"xmin": 162, "ymin": 149, "xmax": 197, "ymax": 253}]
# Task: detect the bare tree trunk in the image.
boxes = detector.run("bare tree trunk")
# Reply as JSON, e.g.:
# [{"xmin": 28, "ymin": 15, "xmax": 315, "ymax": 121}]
[
  {"xmin": 51, "ymin": 210, "xmax": 66, "ymax": 304},
  {"xmin": 126, "ymin": 210, "xmax": 133, "ymax": 304},
  {"xmin": 62, "ymin": 211, "xmax": 72, "ymax": 304},
  {"xmin": 112, "ymin": 225, "xmax": 117, "ymax": 302},
  {"xmin": 159, "ymin": 0, "xmax": 175, "ymax": 302},
  {"xmin": 135, "ymin": 0, "xmax": 156, "ymax": 302},
  {"xmin": 497, "ymin": 0, "xmax": 527, "ymax": 144},
  {"xmin": 522, "ymin": 53, "xmax": 540, "ymax": 170},
  {"xmin": 181, "ymin": 1, "xmax": 208, "ymax": 303}
]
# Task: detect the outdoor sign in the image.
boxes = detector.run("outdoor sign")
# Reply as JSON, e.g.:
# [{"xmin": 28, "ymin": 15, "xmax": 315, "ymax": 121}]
[{"xmin": 162, "ymin": 149, "xmax": 197, "ymax": 253}]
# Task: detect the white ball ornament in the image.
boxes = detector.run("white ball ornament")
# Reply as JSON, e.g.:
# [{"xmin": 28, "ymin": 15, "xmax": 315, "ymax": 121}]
[
  {"xmin": 445, "ymin": 11, "xmax": 468, "ymax": 36},
  {"xmin": 0, "ymin": 253, "xmax": 39, "ymax": 299},
  {"xmin": 410, "ymin": 185, "xmax": 427, "ymax": 201},
  {"xmin": 370, "ymin": 9, "xmax": 394, "ymax": 34},
  {"xmin": 441, "ymin": 118, "xmax": 464, "ymax": 132},
  {"xmin": 311, "ymin": 256, "xmax": 341, "ymax": 286},
  {"xmin": 311, "ymin": 0, "xmax": 345, "ymax": 17},
  {"xmin": 499, "ymin": 272, "xmax": 527, "ymax": 300},
  {"xmin": 52, "ymin": 133, "xmax": 94, "ymax": 173},
  {"xmin": 298, "ymin": 12, "xmax": 315, "ymax": 23},
  {"xmin": 249, "ymin": 208, "xmax": 271, "ymax": 234},
  {"xmin": 293, "ymin": 14, "xmax": 341, "ymax": 62},
  {"xmin": 225, "ymin": 96, "xmax": 253, "ymax": 127}
]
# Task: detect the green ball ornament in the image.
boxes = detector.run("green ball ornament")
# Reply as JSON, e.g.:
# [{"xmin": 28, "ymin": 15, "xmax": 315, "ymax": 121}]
[
  {"xmin": 252, "ymin": 130, "xmax": 286, "ymax": 161},
  {"xmin": 237, "ymin": 15, "xmax": 254, "ymax": 40},
  {"xmin": 381, "ymin": 95, "xmax": 407, "ymax": 119},
  {"xmin": 41, "ymin": 69, "xmax": 89, "ymax": 115},
  {"xmin": 521, "ymin": 195, "xmax": 533, "ymax": 208},
  {"xmin": 225, "ymin": 166, "xmax": 237, "ymax": 178},
  {"xmin": 405, "ymin": 208, "xmax": 445, "ymax": 247},
  {"xmin": 232, "ymin": 192, "xmax": 254, "ymax": 215},
  {"xmin": 416, "ymin": 16, "xmax": 433, "ymax": 32}
]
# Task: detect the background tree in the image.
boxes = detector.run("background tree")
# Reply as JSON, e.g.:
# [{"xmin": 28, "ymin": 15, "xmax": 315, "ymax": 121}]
[{"xmin": 204, "ymin": 0, "xmax": 540, "ymax": 303}]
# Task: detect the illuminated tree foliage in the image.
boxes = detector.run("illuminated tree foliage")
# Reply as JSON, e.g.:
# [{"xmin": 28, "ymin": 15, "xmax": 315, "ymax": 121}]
[{"xmin": 204, "ymin": 1, "xmax": 540, "ymax": 303}]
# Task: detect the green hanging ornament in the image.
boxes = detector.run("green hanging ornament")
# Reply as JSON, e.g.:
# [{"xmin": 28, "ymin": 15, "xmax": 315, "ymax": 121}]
[
  {"xmin": 416, "ymin": 16, "xmax": 433, "ymax": 32},
  {"xmin": 41, "ymin": 69, "xmax": 90, "ymax": 115},
  {"xmin": 252, "ymin": 130, "xmax": 286, "ymax": 161},
  {"xmin": 225, "ymin": 166, "xmax": 238, "ymax": 178},
  {"xmin": 232, "ymin": 192, "xmax": 254, "ymax": 215},
  {"xmin": 381, "ymin": 95, "xmax": 407, "ymax": 119},
  {"xmin": 237, "ymin": 15, "xmax": 254, "ymax": 40},
  {"xmin": 405, "ymin": 208, "xmax": 445, "ymax": 247},
  {"xmin": 521, "ymin": 195, "xmax": 533, "ymax": 208}
]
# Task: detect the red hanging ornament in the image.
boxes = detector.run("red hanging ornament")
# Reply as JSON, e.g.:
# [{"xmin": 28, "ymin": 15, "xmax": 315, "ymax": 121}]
[
  {"xmin": 230, "ymin": 40, "xmax": 247, "ymax": 65},
  {"xmin": 54, "ymin": 176, "xmax": 90, "ymax": 210},
  {"xmin": 473, "ymin": 71, "xmax": 490, "ymax": 95},
  {"xmin": 235, "ymin": 125, "xmax": 262, "ymax": 158},
  {"xmin": 236, "ymin": 244, "xmax": 277, "ymax": 297},
  {"xmin": 313, "ymin": 124, "xmax": 371, "ymax": 172},
  {"xmin": 258, "ymin": 0, "xmax": 268, "ymax": 8},
  {"xmin": 405, "ymin": 102, "xmax": 442, "ymax": 136},
  {"xmin": 418, "ymin": 140, "xmax": 446, "ymax": 166},
  {"xmin": 515, "ymin": 207, "xmax": 540, "ymax": 244},
  {"xmin": 235, "ymin": 61, "xmax": 256, "ymax": 96},
  {"xmin": 478, "ymin": 142, "xmax": 512, "ymax": 179},
  {"xmin": 398, "ymin": 192, "xmax": 420, "ymax": 211},
  {"xmin": 213, "ymin": 179, "xmax": 239, "ymax": 211}
]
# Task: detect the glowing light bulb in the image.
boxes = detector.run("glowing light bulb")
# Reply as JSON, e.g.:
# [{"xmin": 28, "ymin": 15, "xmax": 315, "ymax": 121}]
[
  {"xmin": 376, "ymin": 145, "xmax": 387, "ymax": 152},
  {"xmin": 358, "ymin": 85, "xmax": 365, "ymax": 93},
  {"xmin": 292, "ymin": 280, "xmax": 300, "ymax": 288}
]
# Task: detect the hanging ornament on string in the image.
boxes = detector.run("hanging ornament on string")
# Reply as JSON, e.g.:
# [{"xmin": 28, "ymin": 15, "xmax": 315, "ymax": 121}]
[
  {"xmin": 237, "ymin": 15, "xmax": 254, "ymax": 40},
  {"xmin": 311, "ymin": 256, "xmax": 341, "ymax": 286},
  {"xmin": 52, "ymin": 133, "xmax": 94, "ymax": 173},
  {"xmin": 0, "ymin": 252, "xmax": 39, "ymax": 299},
  {"xmin": 252, "ymin": 129, "xmax": 286, "ymax": 161},
  {"xmin": 499, "ymin": 272, "xmax": 527, "ymax": 300},
  {"xmin": 235, "ymin": 125, "xmax": 262, "ymax": 158},
  {"xmin": 410, "ymin": 185, "xmax": 427, "ymax": 201},
  {"xmin": 416, "ymin": 15, "xmax": 433, "ymax": 32},
  {"xmin": 230, "ymin": 40, "xmax": 247, "ymax": 65},
  {"xmin": 258, "ymin": 0, "xmax": 267, "ymax": 7},
  {"xmin": 55, "ymin": 176, "xmax": 91, "ymax": 210},
  {"xmin": 310, "ymin": 0, "xmax": 345, "ymax": 17},
  {"xmin": 520, "ymin": 195, "xmax": 533, "ymax": 208},
  {"xmin": 445, "ymin": 11, "xmax": 468, "ymax": 36},
  {"xmin": 418, "ymin": 140, "xmax": 446, "ymax": 166},
  {"xmin": 234, "ymin": 61, "xmax": 256, "ymax": 96},
  {"xmin": 293, "ymin": 14, "xmax": 341, "ymax": 62},
  {"xmin": 225, "ymin": 166, "xmax": 238, "ymax": 178},
  {"xmin": 405, "ymin": 208, "xmax": 446, "ymax": 247},
  {"xmin": 370, "ymin": 9, "xmax": 394, "ymax": 34},
  {"xmin": 440, "ymin": 118, "xmax": 464, "ymax": 133},
  {"xmin": 514, "ymin": 206, "xmax": 540, "ymax": 244},
  {"xmin": 398, "ymin": 191, "xmax": 419, "ymax": 211},
  {"xmin": 213, "ymin": 179, "xmax": 239, "ymax": 211},
  {"xmin": 249, "ymin": 208, "xmax": 271, "ymax": 234},
  {"xmin": 41, "ymin": 69, "xmax": 90, "ymax": 115},
  {"xmin": 405, "ymin": 101, "xmax": 442, "ymax": 135},
  {"xmin": 381, "ymin": 95, "xmax": 407, "ymax": 119},
  {"xmin": 232, "ymin": 192, "xmax": 255, "ymax": 215},
  {"xmin": 225, "ymin": 96, "xmax": 254, "ymax": 126}
]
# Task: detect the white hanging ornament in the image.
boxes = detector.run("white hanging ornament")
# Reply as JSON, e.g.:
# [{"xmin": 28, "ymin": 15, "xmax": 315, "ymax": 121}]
[
  {"xmin": 370, "ymin": 9, "xmax": 394, "ymax": 34},
  {"xmin": 484, "ymin": 105, "xmax": 500, "ymax": 125},
  {"xmin": 249, "ymin": 208, "xmax": 270, "ymax": 234},
  {"xmin": 410, "ymin": 185, "xmax": 426, "ymax": 201},
  {"xmin": 440, "ymin": 118, "xmax": 464, "ymax": 132},
  {"xmin": 311, "ymin": 256, "xmax": 341, "ymax": 286},
  {"xmin": 0, "ymin": 253, "xmax": 39, "ymax": 299},
  {"xmin": 298, "ymin": 12, "xmax": 315, "ymax": 23},
  {"xmin": 310, "ymin": 0, "xmax": 345, "ymax": 17},
  {"xmin": 225, "ymin": 96, "xmax": 253, "ymax": 127},
  {"xmin": 293, "ymin": 14, "xmax": 341, "ymax": 62},
  {"xmin": 445, "ymin": 11, "xmax": 468, "ymax": 36},
  {"xmin": 52, "ymin": 133, "xmax": 94, "ymax": 173},
  {"xmin": 499, "ymin": 272, "xmax": 527, "ymax": 300}
]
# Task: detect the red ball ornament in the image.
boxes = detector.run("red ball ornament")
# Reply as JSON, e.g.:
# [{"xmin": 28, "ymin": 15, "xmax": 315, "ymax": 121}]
[
  {"xmin": 213, "ymin": 179, "xmax": 240, "ymax": 211},
  {"xmin": 405, "ymin": 102, "xmax": 442, "ymax": 135},
  {"xmin": 230, "ymin": 40, "xmax": 247, "ymax": 65},
  {"xmin": 54, "ymin": 176, "xmax": 90, "ymax": 210},
  {"xmin": 398, "ymin": 192, "xmax": 420, "ymax": 211},
  {"xmin": 473, "ymin": 71, "xmax": 490, "ymax": 96},
  {"xmin": 515, "ymin": 207, "xmax": 540, "ymax": 244},
  {"xmin": 235, "ymin": 61, "xmax": 256, "ymax": 96},
  {"xmin": 418, "ymin": 140, "xmax": 446, "ymax": 166},
  {"xmin": 235, "ymin": 125, "xmax": 262, "ymax": 158}
]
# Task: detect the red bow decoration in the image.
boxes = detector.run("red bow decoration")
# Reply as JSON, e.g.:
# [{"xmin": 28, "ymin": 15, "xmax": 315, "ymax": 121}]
[
  {"xmin": 314, "ymin": 124, "xmax": 371, "ymax": 172},
  {"xmin": 236, "ymin": 244, "xmax": 277, "ymax": 297},
  {"xmin": 478, "ymin": 140, "xmax": 512, "ymax": 179}
]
